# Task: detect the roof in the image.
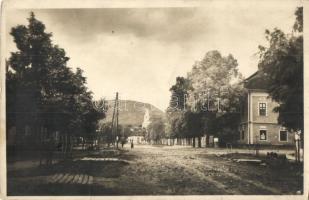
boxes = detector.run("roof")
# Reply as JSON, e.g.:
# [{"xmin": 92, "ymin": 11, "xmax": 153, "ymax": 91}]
[{"xmin": 244, "ymin": 70, "xmax": 270, "ymax": 90}]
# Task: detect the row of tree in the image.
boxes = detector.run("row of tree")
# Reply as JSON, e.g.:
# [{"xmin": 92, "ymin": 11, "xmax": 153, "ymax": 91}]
[
  {"xmin": 166, "ymin": 51, "xmax": 245, "ymax": 147},
  {"xmin": 6, "ymin": 13, "xmax": 106, "ymax": 156},
  {"xmin": 166, "ymin": 7, "xmax": 303, "ymax": 147},
  {"xmin": 144, "ymin": 116, "xmax": 166, "ymax": 144},
  {"xmin": 98, "ymin": 122, "xmax": 140, "ymax": 147}
]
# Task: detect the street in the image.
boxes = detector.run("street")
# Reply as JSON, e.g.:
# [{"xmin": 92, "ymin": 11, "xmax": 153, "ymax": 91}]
[
  {"xmin": 3, "ymin": 4, "xmax": 305, "ymax": 199},
  {"xmin": 7, "ymin": 145, "xmax": 302, "ymax": 195}
]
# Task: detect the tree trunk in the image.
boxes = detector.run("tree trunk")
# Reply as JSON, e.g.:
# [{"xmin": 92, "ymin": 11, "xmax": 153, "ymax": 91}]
[
  {"xmin": 192, "ymin": 137, "xmax": 196, "ymax": 148},
  {"xmin": 64, "ymin": 133, "xmax": 68, "ymax": 159},
  {"xmin": 198, "ymin": 137, "xmax": 201, "ymax": 148},
  {"xmin": 39, "ymin": 126, "xmax": 43, "ymax": 166},
  {"xmin": 69, "ymin": 135, "xmax": 73, "ymax": 158},
  {"xmin": 204, "ymin": 135, "xmax": 206, "ymax": 147},
  {"xmin": 62, "ymin": 134, "xmax": 66, "ymax": 158}
]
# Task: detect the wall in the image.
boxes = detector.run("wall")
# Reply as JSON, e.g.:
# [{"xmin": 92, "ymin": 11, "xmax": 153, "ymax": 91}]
[
  {"xmin": 240, "ymin": 92, "xmax": 249, "ymax": 123},
  {"xmin": 251, "ymin": 92, "xmax": 279, "ymax": 124},
  {"xmin": 251, "ymin": 123, "xmax": 294, "ymax": 146},
  {"xmin": 238, "ymin": 90, "xmax": 294, "ymax": 146}
]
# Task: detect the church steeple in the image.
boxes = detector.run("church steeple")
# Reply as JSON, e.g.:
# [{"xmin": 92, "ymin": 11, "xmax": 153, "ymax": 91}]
[{"xmin": 142, "ymin": 108, "xmax": 150, "ymax": 129}]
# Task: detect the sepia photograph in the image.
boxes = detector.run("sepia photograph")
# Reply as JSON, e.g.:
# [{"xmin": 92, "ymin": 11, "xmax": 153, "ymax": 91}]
[{"xmin": 0, "ymin": 0, "xmax": 306, "ymax": 197}]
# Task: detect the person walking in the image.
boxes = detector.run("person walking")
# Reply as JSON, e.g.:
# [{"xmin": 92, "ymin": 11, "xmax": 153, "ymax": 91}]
[
  {"xmin": 121, "ymin": 139, "xmax": 125, "ymax": 148},
  {"xmin": 130, "ymin": 139, "xmax": 134, "ymax": 149}
]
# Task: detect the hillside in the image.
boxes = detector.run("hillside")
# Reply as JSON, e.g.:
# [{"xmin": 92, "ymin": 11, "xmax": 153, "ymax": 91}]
[{"xmin": 99, "ymin": 100, "xmax": 165, "ymax": 126}]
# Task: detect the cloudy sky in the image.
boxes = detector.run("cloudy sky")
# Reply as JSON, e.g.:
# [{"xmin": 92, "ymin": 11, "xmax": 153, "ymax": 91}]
[{"xmin": 5, "ymin": 1, "xmax": 300, "ymax": 110}]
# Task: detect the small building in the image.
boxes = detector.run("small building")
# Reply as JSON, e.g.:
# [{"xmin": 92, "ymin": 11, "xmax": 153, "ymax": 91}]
[
  {"xmin": 239, "ymin": 71, "xmax": 294, "ymax": 146},
  {"xmin": 128, "ymin": 135, "xmax": 145, "ymax": 144}
]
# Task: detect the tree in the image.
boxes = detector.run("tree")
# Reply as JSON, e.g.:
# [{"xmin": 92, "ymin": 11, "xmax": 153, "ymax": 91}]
[
  {"xmin": 146, "ymin": 117, "xmax": 166, "ymax": 144},
  {"xmin": 166, "ymin": 110, "xmax": 184, "ymax": 139},
  {"xmin": 166, "ymin": 51, "xmax": 245, "ymax": 147},
  {"xmin": 183, "ymin": 111, "xmax": 206, "ymax": 147},
  {"xmin": 166, "ymin": 77, "xmax": 192, "ymax": 142},
  {"xmin": 186, "ymin": 51, "xmax": 244, "ymax": 146},
  {"xmin": 8, "ymin": 12, "xmax": 56, "ymax": 149},
  {"xmin": 212, "ymin": 112, "xmax": 241, "ymax": 146},
  {"xmin": 168, "ymin": 77, "xmax": 192, "ymax": 111},
  {"xmin": 187, "ymin": 50, "xmax": 241, "ymax": 112},
  {"xmin": 7, "ymin": 12, "xmax": 105, "ymax": 158},
  {"xmin": 99, "ymin": 122, "xmax": 113, "ymax": 147},
  {"xmin": 258, "ymin": 7, "xmax": 303, "ymax": 133},
  {"xmin": 213, "ymin": 82, "xmax": 246, "ymax": 146}
]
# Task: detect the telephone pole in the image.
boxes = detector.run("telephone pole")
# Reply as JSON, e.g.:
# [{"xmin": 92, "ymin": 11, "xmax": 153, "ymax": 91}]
[{"xmin": 111, "ymin": 92, "xmax": 119, "ymax": 148}]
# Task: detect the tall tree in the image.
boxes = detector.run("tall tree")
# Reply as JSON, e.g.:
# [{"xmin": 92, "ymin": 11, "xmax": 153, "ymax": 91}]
[
  {"xmin": 7, "ymin": 12, "xmax": 105, "ymax": 154},
  {"xmin": 165, "ymin": 110, "xmax": 182, "ymax": 139},
  {"xmin": 166, "ymin": 51, "xmax": 245, "ymax": 146},
  {"xmin": 187, "ymin": 50, "xmax": 241, "ymax": 112},
  {"xmin": 166, "ymin": 76, "xmax": 192, "ymax": 141},
  {"xmin": 186, "ymin": 51, "xmax": 244, "ymax": 146},
  {"xmin": 146, "ymin": 117, "xmax": 166, "ymax": 144},
  {"xmin": 258, "ymin": 7, "xmax": 303, "ymax": 132},
  {"xmin": 168, "ymin": 77, "xmax": 192, "ymax": 111},
  {"xmin": 8, "ymin": 12, "xmax": 55, "ymax": 147}
]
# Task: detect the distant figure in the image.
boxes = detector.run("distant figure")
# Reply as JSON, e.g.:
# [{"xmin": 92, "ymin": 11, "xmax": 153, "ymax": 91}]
[
  {"xmin": 131, "ymin": 140, "xmax": 134, "ymax": 149},
  {"xmin": 121, "ymin": 140, "xmax": 125, "ymax": 148}
]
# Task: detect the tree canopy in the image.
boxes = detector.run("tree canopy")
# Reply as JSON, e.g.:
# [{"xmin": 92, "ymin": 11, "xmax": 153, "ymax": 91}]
[
  {"xmin": 146, "ymin": 117, "xmax": 166, "ymax": 144},
  {"xmin": 258, "ymin": 7, "xmax": 303, "ymax": 132},
  {"xmin": 187, "ymin": 50, "xmax": 242, "ymax": 112},
  {"xmin": 166, "ymin": 50, "xmax": 245, "ymax": 144},
  {"xmin": 168, "ymin": 77, "xmax": 192, "ymax": 111},
  {"xmin": 6, "ymin": 12, "xmax": 105, "ymax": 148}
]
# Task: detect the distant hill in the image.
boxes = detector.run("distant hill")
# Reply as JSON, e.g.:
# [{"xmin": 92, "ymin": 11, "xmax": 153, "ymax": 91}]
[{"xmin": 99, "ymin": 100, "xmax": 165, "ymax": 126}]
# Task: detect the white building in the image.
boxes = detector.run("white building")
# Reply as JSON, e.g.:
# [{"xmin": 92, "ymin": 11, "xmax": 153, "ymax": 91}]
[
  {"xmin": 142, "ymin": 108, "xmax": 151, "ymax": 129},
  {"xmin": 128, "ymin": 136, "xmax": 145, "ymax": 144}
]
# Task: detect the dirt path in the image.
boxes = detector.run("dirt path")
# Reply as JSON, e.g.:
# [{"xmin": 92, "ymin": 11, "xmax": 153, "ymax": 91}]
[
  {"xmin": 7, "ymin": 145, "xmax": 303, "ymax": 195},
  {"xmin": 103, "ymin": 145, "xmax": 302, "ymax": 195}
]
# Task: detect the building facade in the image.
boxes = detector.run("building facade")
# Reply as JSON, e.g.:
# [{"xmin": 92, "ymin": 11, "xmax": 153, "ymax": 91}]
[
  {"xmin": 128, "ymin": 135, "xmax": 145, "ymax": 144},
  {"xmin": 239, "ymin": 71, "xmax": 294, "ymax": 146}
]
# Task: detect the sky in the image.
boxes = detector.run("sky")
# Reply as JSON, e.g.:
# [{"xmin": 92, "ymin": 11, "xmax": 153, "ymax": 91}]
[{"xmin": 5, "ymin": 1, "xmax": 301, "ymax": 110}]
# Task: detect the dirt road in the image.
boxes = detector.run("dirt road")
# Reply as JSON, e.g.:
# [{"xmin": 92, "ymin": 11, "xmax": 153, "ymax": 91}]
[
  {"xmin": 7, "ymin": 145, "xmax": 303, "ymax": 195},
  {"xmin": 105, "ymin": 145, "xmax": 302, "ymax": 195}
]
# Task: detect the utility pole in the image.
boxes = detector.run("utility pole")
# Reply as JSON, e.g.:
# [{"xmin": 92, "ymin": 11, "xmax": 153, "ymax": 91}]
[
  {"xmin": 116, "ymin": 92, "xmax": 119, "ymax": 148},
  {"xmin": 111, "ymin": 92, "xmax": 119, "ymax": 148},
  {"xmin": 207, "ymin": 89, "xmax": 210, "ymax": 111}
]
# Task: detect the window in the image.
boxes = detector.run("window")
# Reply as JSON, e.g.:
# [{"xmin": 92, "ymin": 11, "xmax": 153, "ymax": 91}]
[
  {"xmin": 259, "ymin": 103, "xmax": 267, "ymax": 116},
  {"xmin": 259, "ymin": 130, "xmax": 267, "ymax": 141},
  {"xmin": 279, "ymin": 130, "xmax": 288, "ymax": 142},
  {"xmin": 241, "ymin": 130, "xmax": 245, "ymax": 140}
]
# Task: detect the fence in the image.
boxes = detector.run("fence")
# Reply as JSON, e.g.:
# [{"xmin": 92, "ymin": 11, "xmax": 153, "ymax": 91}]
[{"xmin": 151, "ymin": 135, "xmax": 218, "ymax": 148}]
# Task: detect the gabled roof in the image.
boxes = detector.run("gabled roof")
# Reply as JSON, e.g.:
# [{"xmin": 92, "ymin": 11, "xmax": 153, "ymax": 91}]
[{"xmin": 244, "ymin": 70, "xmax": 270, "ymax": 90}]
